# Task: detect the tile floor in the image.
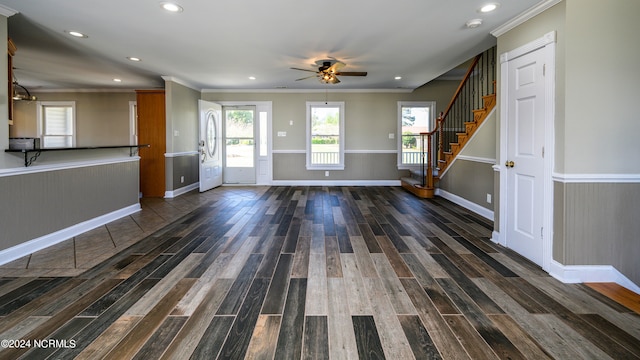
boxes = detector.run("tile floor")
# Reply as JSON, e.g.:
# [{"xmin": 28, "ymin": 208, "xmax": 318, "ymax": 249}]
[{"xmin": 0, "ymin": 187, "xmax": 267, "ymax": 277}]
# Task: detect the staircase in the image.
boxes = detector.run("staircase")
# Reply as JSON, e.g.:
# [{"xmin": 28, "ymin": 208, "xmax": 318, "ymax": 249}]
[{"xmin": 401, "ymin": 47, "xmax": 496, "ymax": 198}]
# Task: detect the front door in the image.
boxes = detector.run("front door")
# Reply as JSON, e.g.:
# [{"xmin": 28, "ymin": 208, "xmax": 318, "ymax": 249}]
[
  {"xmin": 504, "ymin": 48, "xmax": 546, "ymax": 266},
  {"xmin": 199, "ymin": 100, "xmax": 222, "ymax": 192},
  {"xmin": 224, "ymin": 106, "xmax": 256, "ymax": 184}
]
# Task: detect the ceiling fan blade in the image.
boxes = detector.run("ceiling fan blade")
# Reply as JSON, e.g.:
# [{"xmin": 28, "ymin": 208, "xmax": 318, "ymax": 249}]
[
  {"xmin": 295, "ymin": 75, "xmax": 317, "ymax": 81},
  {"xmin": 335, "ymin": 71, "xmax": 368, "ymax": 76},
  {"xmin": 327, "ymin": 61, "xmax": 346, "ymax": 73},
  {"xmin": 290, "ymin": 67, "xmax": 318, "ymax": 73}
]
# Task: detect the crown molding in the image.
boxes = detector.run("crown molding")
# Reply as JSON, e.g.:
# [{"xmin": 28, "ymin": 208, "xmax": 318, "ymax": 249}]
[
  {"xmin": 491, "ymin": 0, "xmax": 562, "ymax": 37},
  {"xmin": 161, "ymin": 76, "xmax": 200, "ymax": 91},
  {"xmin": 0, "ymin": 4, "xmax": 18, "ymax": 17},
  {"xmin": 201, "ymin": 88, "xmax": 413, "ymax": 94}
]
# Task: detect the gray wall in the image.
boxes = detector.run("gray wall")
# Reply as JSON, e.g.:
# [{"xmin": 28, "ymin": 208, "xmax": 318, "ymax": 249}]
[
  {"xmin": 438, "ymin": 110, "xmax": 496, "ymax": 212},
  {"xmin": 203, "ymin": 81, "xmax": 459, "ymax": 181},
  {"xmin": 165, "ymin": 80, "xmax": 200, "ymax": 192},
  {"xmin": 0, "ymin": 160, "xmax": 140, "ymax": 251},
  {"xmin": 497, "ymin": 0, "xmax": 640, "ymax": 285}
]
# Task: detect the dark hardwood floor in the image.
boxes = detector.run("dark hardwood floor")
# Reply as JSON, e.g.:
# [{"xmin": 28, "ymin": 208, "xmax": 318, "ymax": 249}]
[{"xmin": 0, "ymin": 186, "xmax": 638, "ymax": 359}]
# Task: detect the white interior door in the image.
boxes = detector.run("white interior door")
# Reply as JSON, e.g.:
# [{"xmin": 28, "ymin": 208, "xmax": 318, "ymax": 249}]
[
  {"xmin": 505, "ymin": 48, "xmax": 546, "ymax": 266},
  {"xmin": 199, "ymin": 100, "xmax": 222, "ymax": 192},
  {"xmin": 223, "ymin": 106, "xmax": 256, "ymax": 184}
]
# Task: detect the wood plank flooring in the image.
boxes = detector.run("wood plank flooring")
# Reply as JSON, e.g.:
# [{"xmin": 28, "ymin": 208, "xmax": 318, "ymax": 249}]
[{"xmin": 0, "ymin": 186, "xmax": 639, "ymax": 359}]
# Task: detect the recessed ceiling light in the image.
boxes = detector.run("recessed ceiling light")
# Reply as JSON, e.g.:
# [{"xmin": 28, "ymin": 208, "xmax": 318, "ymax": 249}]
[
  {"xmin": 161, "ymin": 2, "xmax": 183, "ymax": 12},
  {"xmin": 394, "ymin": 76, "xmax": 402, "ymax": 80},
  {"xmin": 249, "ymin": 76, "xmax": 256, "ymax": 80},
  {"xmin": 480, "ymin": 3, "xmax": 499, "ymax": 13},
  {"xmin": 127, "ymin": 57, "xmax": 141, "ymax": 62},
  {"xmin": 113, "ymin": 78, "xmax": 122, "ymax": 82},
  {"xmin": 66, "ymin": 30, "xmax": 88, "ymax": 38}
]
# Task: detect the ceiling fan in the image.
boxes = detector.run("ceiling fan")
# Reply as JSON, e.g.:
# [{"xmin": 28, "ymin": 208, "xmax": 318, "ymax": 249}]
[{"xmin": 291, "ymin": 61, "xmax": 367, "ymax": 84}]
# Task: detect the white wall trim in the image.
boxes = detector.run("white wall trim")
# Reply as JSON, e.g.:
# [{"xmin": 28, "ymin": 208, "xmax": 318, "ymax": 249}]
[
  {"xmin": 165, "ymin": 151, "xmax": 199, "ymax": 158},
  {"xmin": 272, "ymin": 149, "xmax": 306, "ymax": 154},
  {"xmin": 439, "ymin": 107, "xmax": 497, "ymax": 178},
  {"xmin": 346, "ymin": 149, "xmax": 397, "ymax": 154},
  {"xmin": 490, "ymin": 230, "xmax": 504, "ymax": 246},
  {"xmin": 435, "ymin": 189, "xmax": 494, "ymax": 221},
  {"xmin": 455, "ymin": 155, "xmax": 496, "ymax": 164},
  {"xmin": 0, "ymin": 4, "xmax": 18, "ymax": 17},
  {"xmin": 165, "ymin": 182, "xmax": 199, "ymax": 198},
  {"xmin": 549, "ymin": 260, "xmax": 640, "ymax": 295},
  {"xmin": 272, "ymin": 180, "xmax": 401, "ymax": 187},
  {"xmin": 0, "ymin": 157, "xmax": 140, "ymax": 178},
  {"xmin": 202, "ymin": 88, "xmax": 413, "ymax": 94},
  {"xmin": 272, "ymin": 149, "xmax": 397, "ymax": 154},
  {"xmin": 491, "ymin": 0, "xmax": 562, "ymax": 37},
  {"xmin": 499, "ymin": 32, "xmax": 556, "ymax": 64},
  {"xmin": 553, "ymin": 173, "xmax": 640, "ymax": 183},
  {"xmin": 161, "ymin": 76, "xmax": 200, "ymax": 91},
  {"xmin": 0, "ymin": 204, "xmax": 141, "ymax": 266}
]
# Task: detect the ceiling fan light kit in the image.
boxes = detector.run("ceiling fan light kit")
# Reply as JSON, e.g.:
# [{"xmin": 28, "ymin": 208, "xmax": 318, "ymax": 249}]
[{"xmin": 291, "ymin": 60, "xmax": 367, "ymax": 85}]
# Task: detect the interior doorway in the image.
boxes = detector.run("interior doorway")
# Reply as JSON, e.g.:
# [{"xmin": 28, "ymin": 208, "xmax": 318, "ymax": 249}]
[{"xmin": 498, "ymin": 31, "xmax": 556, "ymax": 270}]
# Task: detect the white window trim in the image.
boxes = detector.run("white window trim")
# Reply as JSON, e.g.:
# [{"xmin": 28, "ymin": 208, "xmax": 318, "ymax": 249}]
[
  {"xmin": 306, "ymin": 101, "xmax": 345, "ymax": 170},
  {"xmin": 36, "ymin": 101, "xmax": 77, "ymax": 147},
  {"xmin": 397, "ymin": 101, "xmax": 435, "ymax": 169}
]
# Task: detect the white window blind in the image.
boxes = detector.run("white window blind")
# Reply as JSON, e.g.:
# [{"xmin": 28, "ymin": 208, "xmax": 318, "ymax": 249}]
[{"xmin": 38, "ymin": 102, "xmax": 75, "ymax": 148}]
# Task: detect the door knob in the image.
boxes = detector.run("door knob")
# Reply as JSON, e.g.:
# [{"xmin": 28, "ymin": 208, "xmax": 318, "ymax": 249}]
[{"xmin": 505, "ymin": 160, "xmax": 515, "ymax": 168}]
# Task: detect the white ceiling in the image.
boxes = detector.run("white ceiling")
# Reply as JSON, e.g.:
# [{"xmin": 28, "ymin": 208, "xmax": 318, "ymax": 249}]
[{"xmin": 1, "ymin": 0, "xmax": 541, "ymax": 91}]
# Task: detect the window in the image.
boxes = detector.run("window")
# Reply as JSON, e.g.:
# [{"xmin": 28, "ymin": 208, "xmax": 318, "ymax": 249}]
[
  {"xmin": 37, "ymin": 101, "xmax": 76, "ymax": 148},
  {"xmin": 398, "ymin": 101, "xmax": 434, "ymax": 167},
  {"xmin": 306, "ymin": 101, "xmax": 345, "ymax": 170}
]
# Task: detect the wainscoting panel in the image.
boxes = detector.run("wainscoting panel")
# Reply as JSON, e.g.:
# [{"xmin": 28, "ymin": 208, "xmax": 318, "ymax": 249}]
[
  {"xmin": 555, "ymin": 181, "xmax": 640, "ymax": 286},
  {"xmin": 0, "ymin": 160, "xmax": 140, "ymax": 251}
]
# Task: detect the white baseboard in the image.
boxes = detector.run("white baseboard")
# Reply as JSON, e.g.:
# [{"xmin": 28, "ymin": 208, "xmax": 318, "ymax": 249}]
[
  {"xmin": 549, "ymin": 260, "xmax": 640, "ymax": 294},
  {"xmin": 490, "ymin": 230, "xmax": 505, "ymax": 246},
  {"xmin": 165, "ymin": 182, "xmax": 199, "ymax": 198},
  {"xmin": 435, "ymin": 189, "xmax": 494, "ymax": 221},
  {"xmin": 0, "ymin": 204, "xmax": 141, "ymax": 266},
  {"xmin": 271, "ymin": 180, "xmax": 401, "ymax": 186}
]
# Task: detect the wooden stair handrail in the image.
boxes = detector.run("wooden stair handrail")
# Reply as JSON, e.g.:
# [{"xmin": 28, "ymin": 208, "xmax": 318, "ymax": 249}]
[
  {"xmin": 440, "ymin": 54, "xmax": 482, "ymax": 122},
  {"xmin": 422, "ymin": 53, "xmax": 484, "ymax": 193}
]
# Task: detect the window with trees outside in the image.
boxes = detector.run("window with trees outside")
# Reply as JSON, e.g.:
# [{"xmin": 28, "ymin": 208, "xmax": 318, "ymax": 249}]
[
  {"xmin": 398, "ymin": 101, "xmax": 434, "ymax": 168},
  {"xmin": 37, "ymin": 101, "xmax": 76, "ymax": 148},
  {"xmin": 306, "ymin": 101, "xmax": 345, "ymax": 170}
]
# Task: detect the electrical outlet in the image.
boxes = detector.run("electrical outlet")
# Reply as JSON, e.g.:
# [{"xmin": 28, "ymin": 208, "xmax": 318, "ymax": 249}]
[
  {"xmin": 389, "ymin": 133, "xmax": 395, "ymax": 139},
  {"xmin": 325, "ymin": 171, "xmax": 329, "ymax": 177},
  {"xmin": 180, "ymin": 176, "xmax": 185, "ymax": 183},
  {"xmin": 486, "ymin": 193, "xmax": 492, "ymax": 204}
]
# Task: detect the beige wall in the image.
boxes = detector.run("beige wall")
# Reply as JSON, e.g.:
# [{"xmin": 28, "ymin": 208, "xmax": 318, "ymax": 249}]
[
  {"xmin": 439, "ymin": 110, "xmax": 496, "ymax": 211},
  {"xmin": 498, "ymin": 0, "xmax": 640, "ymax": 286},
  {"xmin": 203, "ymin": 81, "xmax": 459, "ymax": 181},
  {"xmin": 564, "ymin": 0, "xmax": 640, "ymax": 174},
  {"xmin": 166, "ymin": 80, "xmax": 200, "ymax": 153},
  {"xmin": 9, "ymin": 91, "xmax": 135, "ymax": 147},
  {"xmin": 165, "ymin": 80, "xmax": 200, "ymax": 191}
]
